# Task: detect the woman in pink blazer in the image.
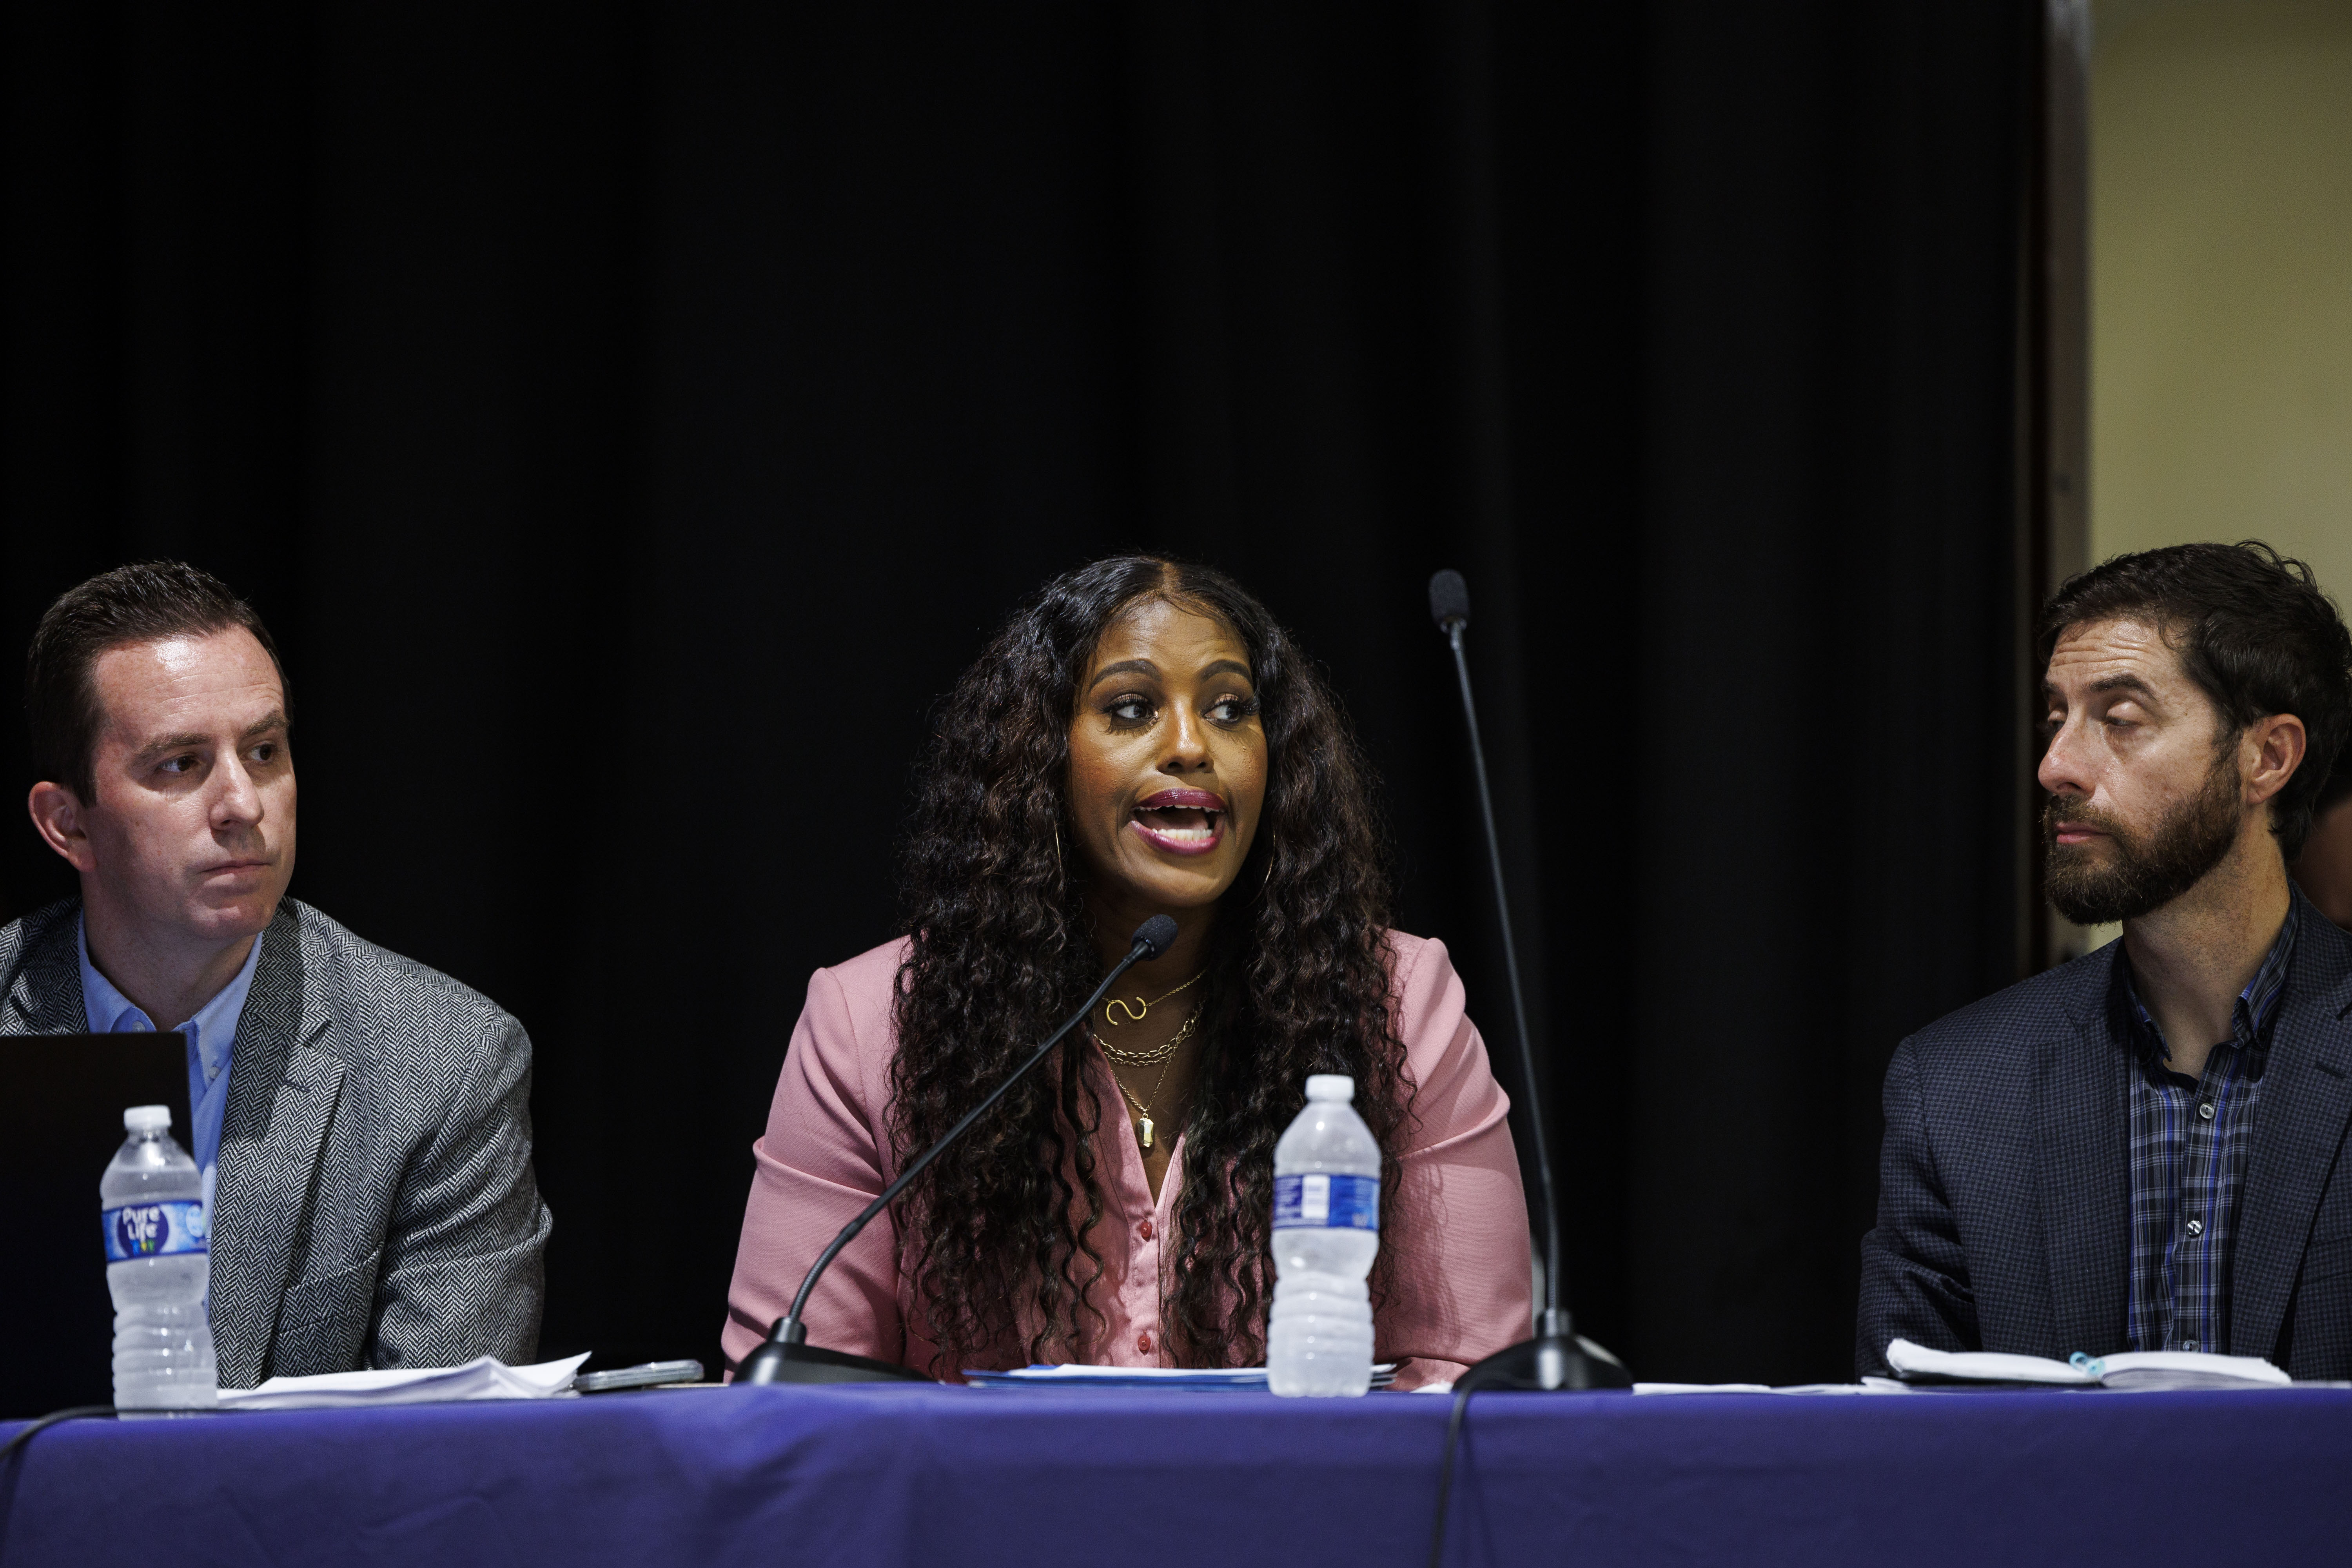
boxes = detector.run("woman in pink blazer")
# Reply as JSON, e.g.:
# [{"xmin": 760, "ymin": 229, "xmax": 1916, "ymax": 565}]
[{"xmin": 724, "ymin": 556, "xmax": 1532, "ymax": 1388}]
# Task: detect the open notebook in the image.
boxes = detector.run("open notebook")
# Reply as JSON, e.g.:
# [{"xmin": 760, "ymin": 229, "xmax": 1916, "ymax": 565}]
[{"xmin": 1886, "ymin": 1338, "xmax": 2290, "ymax": 1391}]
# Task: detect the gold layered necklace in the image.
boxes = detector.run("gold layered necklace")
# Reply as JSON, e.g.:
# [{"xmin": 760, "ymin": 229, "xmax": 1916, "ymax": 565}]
[
  {"xmin": 1093, "ymin": 997, "xmax": 1205, "ymax": 1150},
  {"xmin": 1093, "ymin": 997, "xmax": 1204, "ymax": 1066}
]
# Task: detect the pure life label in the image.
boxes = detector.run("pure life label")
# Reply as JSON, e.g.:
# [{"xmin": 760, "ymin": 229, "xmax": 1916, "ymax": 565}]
[
  {"xmin": 103, "ymin": 1201, "xmax": 209, "ymax": 1262},
  {"xmin": 1272, "ymin": 1172, "xmax": 1378, "ymax": 1232}
]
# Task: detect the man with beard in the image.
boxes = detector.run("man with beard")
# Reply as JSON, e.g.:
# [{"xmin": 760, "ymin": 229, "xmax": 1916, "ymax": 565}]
[{"xmin": 1858, "ymin": 541, "xmax": 2352, "ymax": 1376}]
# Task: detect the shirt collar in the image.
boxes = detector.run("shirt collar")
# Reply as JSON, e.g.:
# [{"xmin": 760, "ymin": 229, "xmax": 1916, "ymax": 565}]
[
  {"xmin": 78, "ymin": 913, "xmax": 265, "ymax": 1085},
  {"xmin": 2118, "ymin": 892, "xmax": 2301, "ymax": 1069}
]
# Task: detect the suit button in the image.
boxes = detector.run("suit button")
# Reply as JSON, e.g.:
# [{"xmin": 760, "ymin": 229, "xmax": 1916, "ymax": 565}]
[
  {"xmin": 2185, "ymin": 1219, "xmax": 2205, "ymax": 1237},
  {"xmin": 1139, "ymin": 1219, "xmax": 1154, "ymax": 1241},
  {"xmin": 1136, "ymin": 1331, "xmax": 1154, "ymax": 1355}
]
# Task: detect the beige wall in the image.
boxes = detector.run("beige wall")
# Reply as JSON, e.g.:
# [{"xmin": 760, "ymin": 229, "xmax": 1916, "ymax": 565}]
[{"xmin": 2089, "ymin": 0, "xmax": 2352, "ymax": 603}]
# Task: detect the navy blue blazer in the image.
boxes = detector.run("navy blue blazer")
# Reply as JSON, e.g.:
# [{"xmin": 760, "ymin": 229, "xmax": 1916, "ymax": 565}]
[{"xmin": 1858, "ymin": 893, "xmax": 2352, "ymax": 1378}]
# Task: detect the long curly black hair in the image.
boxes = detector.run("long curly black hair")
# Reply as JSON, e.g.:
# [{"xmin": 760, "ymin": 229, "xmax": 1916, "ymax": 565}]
[{"xmin": 888, "ymin": 555, "xmax": 1412, "ymax": 1375}]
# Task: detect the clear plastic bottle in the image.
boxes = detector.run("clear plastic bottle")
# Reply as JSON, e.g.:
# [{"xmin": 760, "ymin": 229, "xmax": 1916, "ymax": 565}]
[
  {"xmin": 102, "ymin": 1106, "xmax": 217, "ymax": 1410},
  {"xmin": 1268, "ymin": 1074, "xmax": 1380, "ymax": 1397}
]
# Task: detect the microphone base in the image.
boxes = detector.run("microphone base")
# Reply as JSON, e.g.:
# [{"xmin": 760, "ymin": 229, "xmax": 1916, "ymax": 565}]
[
  {"xmin": 1456, "ymin": 1332, "xmax": 1633, "ymax": 1393},
  {"xmin": 735, "ymin": 1339, "xmax": 933, "ymax": 1386}
]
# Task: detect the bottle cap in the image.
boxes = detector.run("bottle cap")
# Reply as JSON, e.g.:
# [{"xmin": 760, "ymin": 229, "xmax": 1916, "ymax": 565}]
[
  {"xmin": 123, "ymin": 1104, "xmax": 172, "ymax": 1132},
  {"xmin": 1304, "ymin": 1074, "xmax": 1355, "ymax": 1102}
]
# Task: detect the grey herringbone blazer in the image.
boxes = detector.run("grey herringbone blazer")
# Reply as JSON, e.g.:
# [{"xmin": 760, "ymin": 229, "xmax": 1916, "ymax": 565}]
[
  {"xmin": 1858, "ymin": 890, "xmax": 2352, "ymax": 1379},
  {"xmin": 0, "ymin": 895, "xmax": 552, "ymax": 1387}
]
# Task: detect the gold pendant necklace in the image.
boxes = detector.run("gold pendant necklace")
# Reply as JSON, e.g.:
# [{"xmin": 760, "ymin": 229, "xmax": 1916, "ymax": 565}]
[
  {"xmin": 1093, "ymin": 984, "xmax": 1207, "ymax": 1151},
  {"xmin": 1102, "ymin": 966, "xmax": 1205, "ymax": 1028},
  {"xmin": 1111, "ymin": 1052, "xmax": 1177, "ymax": 1151}
]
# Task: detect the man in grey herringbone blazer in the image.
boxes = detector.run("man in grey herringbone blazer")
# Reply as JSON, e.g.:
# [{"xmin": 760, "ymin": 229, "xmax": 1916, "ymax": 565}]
[
  {"xmin": 1861, "ymin": 543, "xmax": 2352, "ymax": 1379},
  {"xmin": 0, "ymin": 895, "xmax": 551, "ymax": 1385},
  {"xmin": 13, "ymin": 562, "xmax": 548, "ymax": 1387}
]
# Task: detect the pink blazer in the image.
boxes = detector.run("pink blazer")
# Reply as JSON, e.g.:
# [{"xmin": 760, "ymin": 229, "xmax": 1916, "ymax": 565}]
[{"xmin": 722, "ymin": 930, "xmax": 1533, "ymax": 1389}]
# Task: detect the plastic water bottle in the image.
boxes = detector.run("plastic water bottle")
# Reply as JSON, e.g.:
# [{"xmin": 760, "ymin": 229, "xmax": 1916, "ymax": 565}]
[
  {"xmin": 102, "ymin": 1106, "xmax": 217, "ymax": 1410},
  {"xmin": 1269, "ymin": 1074, "xmax": 1380, "ymax": 1397}
]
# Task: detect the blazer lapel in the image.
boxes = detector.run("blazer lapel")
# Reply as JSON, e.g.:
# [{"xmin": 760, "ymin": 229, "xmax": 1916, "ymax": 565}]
[
  {"xmin": 0, "ymin": 900, "xmax": 89, "ymax": 1034},
  {"xmin": 2232, "ymin": 919, "xmax": 2352, "ymax": 1362},
  {"xmin": 209, "ymin": 906, "xmax": 343, "ymax": 1388},
  {"xmin": 2033, "ymin": 958, "xmax": 2134, "ymax": 1357}
]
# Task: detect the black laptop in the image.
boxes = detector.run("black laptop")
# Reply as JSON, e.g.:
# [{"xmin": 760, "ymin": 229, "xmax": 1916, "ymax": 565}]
[{"xmin": 1, "ymin": 1033, "xmax": 194, "ymax": 1417}]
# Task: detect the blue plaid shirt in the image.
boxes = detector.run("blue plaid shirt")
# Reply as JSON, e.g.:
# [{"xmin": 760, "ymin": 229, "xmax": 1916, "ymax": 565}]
[{"xmin": 2118, "ymin": 901, "xmax": 2299, "ymax": 1355}]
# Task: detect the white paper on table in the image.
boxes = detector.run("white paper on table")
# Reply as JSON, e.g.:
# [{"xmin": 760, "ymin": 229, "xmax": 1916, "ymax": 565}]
[
  {"xmin": 1632, "ymin": 1381, "xmax": 1914, "ymax": 1395},
  {"xmin": 216, "ymin": 1352, "xmax": 591, "ymax": 1410},
  {"xmin": 1633, "ymin": 1382, "xmax": 1776, "ymax": 1395}
]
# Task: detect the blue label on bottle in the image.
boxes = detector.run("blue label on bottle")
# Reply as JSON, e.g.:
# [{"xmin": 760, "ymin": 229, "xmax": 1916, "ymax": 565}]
[
  {"xmin": 103, "ymin": 1200, "xmax": 208, "ymax": 1261},
  {"xmin": 1272, "ymin": 1172, "xmax": 1379, "ymax": 1232}
]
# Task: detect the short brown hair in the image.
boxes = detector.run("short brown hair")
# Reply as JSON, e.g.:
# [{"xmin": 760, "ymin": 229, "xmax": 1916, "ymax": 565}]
[
  {"xmin": 2040, "ymin": 540, "xmax": 2352, "ymax": 860},
  {"xmin": 24, "ymin": 562, "xmax": 289, "ymax": 805}
]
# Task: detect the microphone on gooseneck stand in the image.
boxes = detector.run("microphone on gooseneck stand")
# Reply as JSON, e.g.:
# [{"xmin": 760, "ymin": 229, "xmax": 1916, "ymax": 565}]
[
  {"xmin": 736, "ymin": 915, "xmax": 1182, "ymax": 1385},
  {"xmin": 1425, "ymin": 569, "xmax": 1630, "ymax": 1396}
]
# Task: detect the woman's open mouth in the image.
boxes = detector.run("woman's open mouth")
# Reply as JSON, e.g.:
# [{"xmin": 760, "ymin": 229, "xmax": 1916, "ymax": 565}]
[{"xmin": 1128, "ymin": 788, "xmax": 1227, "ymax": 856}]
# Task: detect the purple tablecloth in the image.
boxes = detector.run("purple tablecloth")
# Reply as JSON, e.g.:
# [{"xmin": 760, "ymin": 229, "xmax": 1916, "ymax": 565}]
[{"xmin": 5, "ymin": 1384, "xmax": 2350, "ymax": 1565}]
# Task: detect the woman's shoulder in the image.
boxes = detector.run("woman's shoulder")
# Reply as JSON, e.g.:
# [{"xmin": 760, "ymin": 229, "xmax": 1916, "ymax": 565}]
[
  {"xmin": 796, "ymin": 935, "xmax": 913, "ymax": 1045},
  {"xmin": 1379, "ymin": 927, "xmax": 1457, "ymax": 1001},
  {"xmin": 1377, "ymin": 928, "xmax": 1506, "ymax": 1135},
  {"xmin": 1378, "ymin": 928, "xmax": 1474, "ymax": 1058},
  {"xmin": 820, "ymin": 933, "xmax": 914, "ymax": 991}
]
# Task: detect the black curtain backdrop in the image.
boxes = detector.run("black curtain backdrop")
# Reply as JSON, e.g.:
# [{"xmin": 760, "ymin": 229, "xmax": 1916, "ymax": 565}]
[{"xmin": 3, "ymin": 1, "xmax": 2029, "ymax": 1383}]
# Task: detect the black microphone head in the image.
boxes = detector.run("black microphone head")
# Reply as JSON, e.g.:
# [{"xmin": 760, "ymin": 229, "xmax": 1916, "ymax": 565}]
[
  {"xmin": 1428, "ymin": 569, "xmax": 1470, "ymax": 631},
  {"xmin": 1132, "ymin": 915, "xmax": 1180, "ymax": 960}
]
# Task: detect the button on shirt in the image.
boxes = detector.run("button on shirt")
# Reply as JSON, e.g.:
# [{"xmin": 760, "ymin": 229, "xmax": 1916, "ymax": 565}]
[
  {"xmin": 79, "ymin": 916, "xmax": 263, "ymax": 1225},
  {"xmin": 2120, "ymin": 902, "xmax": 2298, "ymax": 1356}
]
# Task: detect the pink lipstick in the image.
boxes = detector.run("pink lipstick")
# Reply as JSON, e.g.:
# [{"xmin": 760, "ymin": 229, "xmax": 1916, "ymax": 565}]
[{"xmin": 1129, "ymin": 788, "xmax": 1227, "ymax": 856}]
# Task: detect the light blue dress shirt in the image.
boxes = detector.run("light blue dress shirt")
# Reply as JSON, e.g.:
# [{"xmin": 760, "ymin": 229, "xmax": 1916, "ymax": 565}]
[{"xmin": 79, "ymin": 914, "xmax": 263, "ymax": 1225}]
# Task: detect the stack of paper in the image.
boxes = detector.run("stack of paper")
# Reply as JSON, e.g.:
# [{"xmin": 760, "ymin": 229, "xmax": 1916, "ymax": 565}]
[
  {"xmin": 1632, "ymin": 1381, "xmax": 1914, "ymax": 1395},
  {"xmin": 1885, "ymin": 1338, "xmax": 2290, "ymax": 1391},
  {"xmin": 216, "ymin": 1352, "xmax": 592, "ymax": 1410},
  {"xmin": 965, "ymin": 1363, "xmax": 1397, "ymax": 1391}
]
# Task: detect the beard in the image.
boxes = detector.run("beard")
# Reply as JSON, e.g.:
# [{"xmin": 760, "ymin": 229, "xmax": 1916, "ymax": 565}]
[{"xmin": 2044, "ymin": 750, "xmax": 2243, "ymax": 926}]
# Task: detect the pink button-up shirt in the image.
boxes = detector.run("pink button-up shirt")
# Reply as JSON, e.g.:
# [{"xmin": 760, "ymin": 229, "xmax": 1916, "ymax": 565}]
[{"xmin": 722, "ymin": 930, "xmax": 1533, "ymax": 1389}]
